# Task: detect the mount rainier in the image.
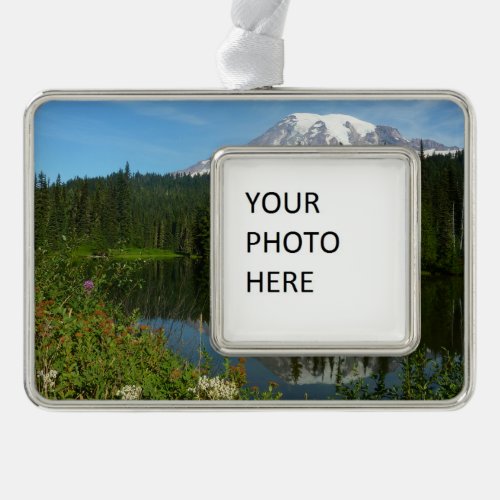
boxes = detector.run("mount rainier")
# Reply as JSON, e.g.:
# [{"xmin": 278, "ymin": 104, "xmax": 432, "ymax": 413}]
[{"xmin": 181, "ymin": 113, "xmax": 460, "ymax": 175}]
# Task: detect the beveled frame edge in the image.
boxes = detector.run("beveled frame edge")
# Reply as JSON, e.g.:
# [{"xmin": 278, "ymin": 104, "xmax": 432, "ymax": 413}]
[
  {"xmin": 23, "ymin": 89, "xmax": 475, "ymax": 410},
  {"xmin": 210, "ymin": 146, "xmax": 421, "ymax": 358}
]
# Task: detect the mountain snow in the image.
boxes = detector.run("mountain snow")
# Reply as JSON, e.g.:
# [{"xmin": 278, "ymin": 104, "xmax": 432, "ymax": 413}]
[
  {"xmin": 423, "ymin": 148, "xmax": 459, "ymax": 157},
  {"xmin": 287, "ymin": 113, "xmax": 376, "ymax": 144},
  {"xmin": 250, "ymin": 113, "xmax": 378, "ymax": 146},
  {"xmin": 182, "ymin": 159, "xmax": 210, "ymax": 176},
  {"xmin": 179, "ymin": 113, "xmax": 460, "ymax": 176}
]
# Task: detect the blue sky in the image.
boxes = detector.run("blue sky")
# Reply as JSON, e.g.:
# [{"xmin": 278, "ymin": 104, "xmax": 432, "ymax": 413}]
[{"xmin": 35, "ymin": 99, "xmax": 465, "ymax": 182}]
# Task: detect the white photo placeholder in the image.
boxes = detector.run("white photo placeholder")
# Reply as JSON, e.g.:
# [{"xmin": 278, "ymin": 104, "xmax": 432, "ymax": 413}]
[{"xmin": 211, "ymin": 147, "xmax": 420, "ymax": 356}]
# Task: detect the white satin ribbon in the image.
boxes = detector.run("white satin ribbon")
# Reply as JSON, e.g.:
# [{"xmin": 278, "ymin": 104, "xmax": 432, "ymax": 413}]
[{"xmin": 217, "ymin": 0, "xmax": 290, "ymax": 90}]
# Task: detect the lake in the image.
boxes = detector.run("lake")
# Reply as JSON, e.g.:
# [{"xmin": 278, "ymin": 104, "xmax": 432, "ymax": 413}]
[{"xmin": 115, "ymin": 258, "xmax": 464, "ymax": 400}]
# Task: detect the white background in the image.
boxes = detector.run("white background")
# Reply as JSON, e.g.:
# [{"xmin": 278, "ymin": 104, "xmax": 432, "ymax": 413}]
[
  {"xmin": 0, "ymin": 1, "xmax": 497, "ymax": 499},
  {"xmin": 222, "ymin": 157, "xmax": 409, "ymax": 345}
]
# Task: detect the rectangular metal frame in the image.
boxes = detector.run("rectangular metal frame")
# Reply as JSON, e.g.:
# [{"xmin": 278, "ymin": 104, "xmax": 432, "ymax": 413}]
[{"xmin": 24, "ymin": 89, "xmax": 475, "ymax": 409}]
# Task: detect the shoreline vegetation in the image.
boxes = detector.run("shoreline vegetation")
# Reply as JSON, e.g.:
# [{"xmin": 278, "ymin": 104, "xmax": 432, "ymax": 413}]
[
  {"xmin": 35, "ymin": 248, "xmax": 283, "ymax": 401},
  {"xmin": 35, "ymin": 247, "xmax": 464, "ymax": 402}
]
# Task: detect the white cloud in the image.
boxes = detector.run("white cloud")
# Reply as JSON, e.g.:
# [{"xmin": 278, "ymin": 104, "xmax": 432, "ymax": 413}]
[{"xmin": 129, "ymin": 104, "xmax": 207, "ymax": 126}]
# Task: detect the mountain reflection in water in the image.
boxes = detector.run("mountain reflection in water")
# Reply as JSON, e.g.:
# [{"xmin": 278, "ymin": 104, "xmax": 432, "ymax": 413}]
[{"xmin": 115, "ymin": 259, "xmax": 463, "ymax": 400}]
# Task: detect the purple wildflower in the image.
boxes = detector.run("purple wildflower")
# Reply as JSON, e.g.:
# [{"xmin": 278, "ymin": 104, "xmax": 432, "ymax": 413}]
[{"xmin": 83, "ymin": 280, "xmax": 94, "ymax": 292}]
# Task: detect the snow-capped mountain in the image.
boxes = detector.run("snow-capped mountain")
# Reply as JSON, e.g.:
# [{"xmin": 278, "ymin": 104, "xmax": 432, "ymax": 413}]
[
  {"xmin": 180, "ymin": 113, "xmax": 460, "ymax": 175},
  {"xmin": 251, "ymin": 113, "xmax": 379, "ymax": 146},
  {"xmin": 182, "ymin": 159, "xmax": 210, "ymax": 176}
]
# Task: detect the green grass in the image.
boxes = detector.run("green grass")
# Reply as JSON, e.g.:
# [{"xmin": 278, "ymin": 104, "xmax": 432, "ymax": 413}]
[
  {"xmin": 109, "ymin": 248, "xmax": 183, "ymax": 260},
  {"xmin": 72, "ymin": 244, "xmax": 97, "ymax": 258},
  {"xmin": 73, "ymin": 246, "xmax": 183, "ymax": 260}
]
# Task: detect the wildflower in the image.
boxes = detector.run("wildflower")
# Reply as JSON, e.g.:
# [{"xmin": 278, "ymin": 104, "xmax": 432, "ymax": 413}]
[
  {"xmin": 37, "ymin": 369, "xmax": 58, "ymax": 392},
  {"xmin": 83, "ymin": 280, "xmax": 94, "ymax": 293},
  {"xmin": 116, "ymin": 385, "xmax": 143, "ymax": 400},
  {"xmin": 188, "ymin": 375, "xmax": 239, "ymax": 400}
]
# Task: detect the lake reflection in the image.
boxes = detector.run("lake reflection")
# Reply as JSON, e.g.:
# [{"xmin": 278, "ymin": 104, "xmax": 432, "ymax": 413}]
[{"xmin": 116, "ymin": 258, "xmax": 464, "ymax": 399}]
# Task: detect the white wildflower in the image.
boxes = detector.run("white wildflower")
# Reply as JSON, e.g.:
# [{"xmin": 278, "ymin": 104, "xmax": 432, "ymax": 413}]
[
  {"xmin": 116, "ymin": 385, "xmax": 143, "ymax": 400},
  {"xmin": 188, "ymin": 375, "xmax": 239, "ymax": 400},
  {"xmin": 37, "ymin": 369, "xmax": 58, "ymax": 392}
]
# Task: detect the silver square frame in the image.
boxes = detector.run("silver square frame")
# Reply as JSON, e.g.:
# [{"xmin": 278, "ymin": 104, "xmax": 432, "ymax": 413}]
[
  {"xmin": 24, "ymin": 89, "xmax": 475, "ymax": 409},
  {"xmin": 211, "ymin": 146, "xmax": 421, "ymax": 357}
]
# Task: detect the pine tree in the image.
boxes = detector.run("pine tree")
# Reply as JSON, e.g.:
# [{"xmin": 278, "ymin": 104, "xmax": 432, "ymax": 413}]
[
  {"xmin": 76, "ymin": 177, "xmax": 90, "ymax": 239},
  {"xmin": 421, "ymin": 156, "xmax": 438, "ymax": 270},
  {"xmin": 192, "ymin": 206, "xmax": 210, "ymax": 258},
  {"xmin": 47, "ymin": 174, "xmax": 65, "ymax": 248},
  {"xmin": 116, "ymin": 163, "xmax": 132, "ymax": 245},
  {"xmin": 34, "ymin": 171, "xmax": 50, "ymax": 247},
  {"xmin": 101, "ymin": 181, "xmax": 119, "ymax": 247}
]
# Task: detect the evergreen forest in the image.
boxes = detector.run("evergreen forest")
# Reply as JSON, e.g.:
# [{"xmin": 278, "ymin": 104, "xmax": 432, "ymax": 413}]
[
  {"xmin": 35, "ymin": 162, "xmax": 211, "ymax": 260},
  {"xmin": 35, "ymin": 151, "xmax": 465, "ymax": 275}
]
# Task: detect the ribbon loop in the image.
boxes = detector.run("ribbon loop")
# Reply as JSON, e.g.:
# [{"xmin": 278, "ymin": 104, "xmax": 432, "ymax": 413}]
[{"xmin": 217, "ymin": 0, "xmax": 290, "ymax": 90}]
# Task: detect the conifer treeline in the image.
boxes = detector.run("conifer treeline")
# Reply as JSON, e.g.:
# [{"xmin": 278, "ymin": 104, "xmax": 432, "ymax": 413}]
[
  {"xmin": 35, "ymin": 163, "xmax": 210, "ymax": 258},
  {"xmin": 420, "ymin": 150, "xmax": 464, "ymax": 274},
  {"xmin": 35, "ymin": 151, "xmax": 464, "ymax": 274}
]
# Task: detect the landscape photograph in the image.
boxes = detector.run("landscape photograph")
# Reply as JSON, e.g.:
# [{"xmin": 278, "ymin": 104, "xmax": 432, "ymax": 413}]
[{"xmin": 33, "ymin": 98, "xmax": 466, "ymax": 402}]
